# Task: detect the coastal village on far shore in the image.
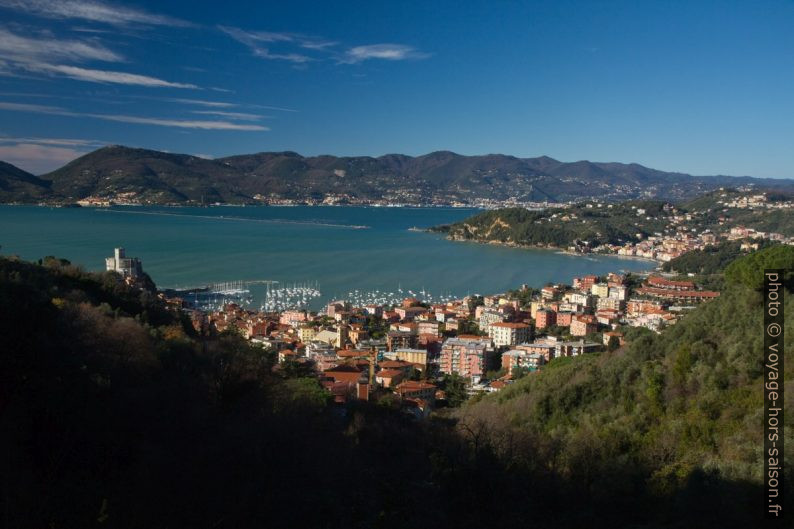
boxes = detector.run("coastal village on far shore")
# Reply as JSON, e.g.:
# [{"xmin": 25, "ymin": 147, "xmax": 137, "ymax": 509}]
[{"xmin": 104, "ymin": 186, "xmax": 793, "ymax": 418}]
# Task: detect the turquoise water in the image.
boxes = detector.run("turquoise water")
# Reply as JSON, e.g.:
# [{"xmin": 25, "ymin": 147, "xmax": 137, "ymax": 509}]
[{"xmin": 0, "ymin": 205, "xmax": 652, "ymax": 307}]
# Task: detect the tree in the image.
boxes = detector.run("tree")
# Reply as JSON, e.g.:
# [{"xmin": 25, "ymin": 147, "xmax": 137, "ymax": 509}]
[{"xmin": 439, "ymin": 373, "xmax": 468, "ymax": 407}]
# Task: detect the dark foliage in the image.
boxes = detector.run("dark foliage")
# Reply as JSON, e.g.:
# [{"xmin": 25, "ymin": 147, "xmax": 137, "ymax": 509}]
[{"xmin": 2, "ymin": 253, "xmax": 791, "ymax": 529}]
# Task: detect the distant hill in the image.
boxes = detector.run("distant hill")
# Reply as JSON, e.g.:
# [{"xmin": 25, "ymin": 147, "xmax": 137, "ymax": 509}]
[
  {"xmin": 2, "ymin": 145, "xmax": 793, "ymax": 204},
  {"xmin": 432, "ymin": 199, "xmax": 675, "ymax": 249},
  {"xmin": 0, "ymin": 161, "xmax": 51, "ymax": 202},
  {"xmin": 433, "ymin": 190, "xmax": 794, "ymax": 250}
]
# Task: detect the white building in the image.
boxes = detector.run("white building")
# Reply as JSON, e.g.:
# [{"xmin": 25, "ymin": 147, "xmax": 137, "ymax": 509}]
[
  {"xmin": 488, "ymin": 322, "xmax": 531, "ymax": 347},
  {"xmin": 105, "ymin": 248, "xmax": 142, "ymax": 278}
]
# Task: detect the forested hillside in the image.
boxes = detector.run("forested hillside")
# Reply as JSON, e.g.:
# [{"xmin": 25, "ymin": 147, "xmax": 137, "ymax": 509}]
[
  {"xmin": 4, "ymin": 145, "xmax": 794, "ymax": 204},
  {"xmin": 1, "ymin": 248, "xmax": 792, "ymax": 528},
  {"xmin": 433, "ymin": 200, "xmax": 672, "ymax": 247},
  {"xmin": 456, "ymin": 246, "xmax": 794, "ymax": 526}
]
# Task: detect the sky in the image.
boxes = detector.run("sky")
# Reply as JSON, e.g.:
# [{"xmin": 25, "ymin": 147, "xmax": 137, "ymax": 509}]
[{"xmin": 0, "ymin": 0, "xmax": 792, "ymax": 177}]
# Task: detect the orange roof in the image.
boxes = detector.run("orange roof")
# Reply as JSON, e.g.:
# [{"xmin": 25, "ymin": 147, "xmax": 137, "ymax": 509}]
[
  {"xmin": 336, "ymin": 349, "xmax": 369, "ymax": 358},
  {"xmin": 376, "ymin": 369, "xmax": 404, "ymax": 379},
  {"xmin": 647, "ymin": 276, "xmax": 695, "ymax": 289},
  {"xmin": 379, "ymin": 360, "xmax": 414, "ymax": 368},
  {"xmin": 396, "ymin": 380, "xmax": 436, "ymax": 391},
  {"xmin": 489, "ymin": 322, "xmax": 529, "ymax": 329},
  {"xmin": 324, "ymin": 364, "xmax": 364, "ymax": 374}
]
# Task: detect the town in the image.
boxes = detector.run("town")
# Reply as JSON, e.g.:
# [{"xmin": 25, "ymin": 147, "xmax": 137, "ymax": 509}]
[{"xmin": 104, "ymin": 245, "xmax": 726, "ymax": 418}]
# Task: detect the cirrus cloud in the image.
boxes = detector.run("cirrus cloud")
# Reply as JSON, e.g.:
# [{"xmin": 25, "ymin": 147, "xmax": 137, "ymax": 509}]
[
  {"xmin": 342, "ymin": 44, "xmax": 430, "ymax": 63},
  {"xmin": 0, "ymin": 0, "xmax": 192, "ymax": 27},
  {"xmin": 0, "ymin": 27, "xmax": 123, "ymax": 63},
  {"xmin": 24, "ymin": 63, "xmax": 198, "ymax": 88},
  {"xmin": 0, "ymin": 101, "xmax": 268, "ymax": 130}
]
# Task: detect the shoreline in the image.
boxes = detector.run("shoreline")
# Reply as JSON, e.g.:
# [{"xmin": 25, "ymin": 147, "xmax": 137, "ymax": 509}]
[{"xmin": 438, "ymin": 234, "xmax": 661, "ymax": 267}]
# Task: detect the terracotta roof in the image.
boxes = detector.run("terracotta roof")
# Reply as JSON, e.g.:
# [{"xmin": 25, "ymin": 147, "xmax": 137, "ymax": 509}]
[
  {"xmin": 638, "ymin": 287, "xmax": 719, "ymax": 298},
  {"xmin": 489, "ymin": 322, "xmax": 529, "ymax": 329},
  {"xmin": 647, "ymin": 276, "xmax": 695, "ymax": 289},
  {"xmin": 379, "ymin": 360, "xmax": 413, "ymax": 368},
  {"xmin": 324, "ymin": 364, "xmax": 364, "ymax": 373},
  {"xmin": 396, "ymin": 380, "xmax": 436, "ymax": 391}
]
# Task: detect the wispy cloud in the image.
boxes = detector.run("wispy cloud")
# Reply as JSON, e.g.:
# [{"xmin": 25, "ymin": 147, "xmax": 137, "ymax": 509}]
[
  {"xmin": 218, "ymin": 25, "xmax": 428, "ymax": 67},
  {"xmin": 0, "ymin": 101, "xmax": 268, "ymax": 130},
  {"xmin": 0, "ymin": 27, "xmax": 123, "ymax": 63},
  {"xmin": 0, "ymin": 27, "xmax": 198, "ymax": 89},
  {"xmin": 0, "ymin": 135, "xmax": 104, "ymax": 147},
  {"xmin": 342, "ymin": 44, "xmax": 430, "ymax": 63},
  {"xmin": 219, "ymin": 26, "xmax": 314, "ymax": 63},
  {"xmin": 24, "ymin": 63, "xmax": 198, "ymax": 88},
  {"xmin": 143, "ymin": 97, "xmax": 297, "ymax": 113},
  {"xmin": 167, "ymin": 98, "xmax": 236, "ymax": 108},
  {"xmin": 92, "ymin": 113, "xmax": 266, "ymax": 130},
  {"xmin": 0, "ymin": 0, "xmax": 192, "ymax": 27},
  {"xmin": 191, "ymin": 110, "xmax": 266, "ymax": 121}
]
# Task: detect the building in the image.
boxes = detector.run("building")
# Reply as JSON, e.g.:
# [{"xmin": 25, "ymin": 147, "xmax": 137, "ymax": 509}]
[
  {"xmin": 573, "ymin": 275, "xmax": 598, "ymax": 292},
  {"xmin": 541, "ymin": 286, "xmax": 559, "ymax": 300},
  {"xmin": 297, "ymin": 325, "xmax": 317, "ymax": 344},
  {"xmin": 395, "ymin": 306, "xmax": 428, "ymax": 320},
  {"xmin": 479, "ymin": 308, "xmax": 508, "ymax": 330},
  {"xmin": 387, "ymin": 348, "xmax": 429, "ymax": 371},
  {"xmin": 597, "ymin": 296, "xmax": 625, "ymax": 311},
  {"xmin": 646, "ymin": 276, "xmax": 695, "ymax": 290},
  {"xmin": 590, "ymin": 283, "xmax": 609, "ymax": 298},
  {"xmin": 439, "ymin": 336, "xmax": 492, "ymax": 383},
  {"xmin": 395, "ymin": 380, "xmax": 437, "ymax": 402},
  {"xmin": 488, "ymin": 322, "xmax": 531, "ymax": 347},
  {"xmin": 570, "ymin": 315, "xmax": 597, "ymax": 336},
  {"xmin": 557, "ymin": 311, "xmax": 574, "ymax": 327},
  {"xmin": 279, "ymin": 310, "xmax": 307, "ymax": 326},
  {"xmin": 375, "ymin": 369, "xmax": 404, "ymax": 388},
  {"xmin": 105, "ymin": 247, "xmax": 143, "ymax": 278},
  {"xmin": 387, "ymin": 331, "xmax": 418, "ymax": 351},
  {"xmin": 417, "ymin": 320, "xmax": 440, "ymax": 336},
  {"xmin": 534, "ymin": 308, "xmax": 556, "ymax": 329},
  {"xmin": 322, "ymin": 364, "xmax": 366, "ymax": 385},
  {"xmin": 501, "ymin": 349, "xmax": 545, "ymax": 372}
]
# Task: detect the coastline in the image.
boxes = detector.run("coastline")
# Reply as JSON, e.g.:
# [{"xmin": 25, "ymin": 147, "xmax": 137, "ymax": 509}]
[{"xmin": 436, "ymin": 233, "xmax": 660, "ymax": 267}]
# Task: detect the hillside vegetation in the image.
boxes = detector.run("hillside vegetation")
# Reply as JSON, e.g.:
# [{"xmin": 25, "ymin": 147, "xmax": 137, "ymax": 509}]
[
  {"xmin": 3, "ymin": 145, "xmax": 794, "ymax": 204},
  {"xmin": 455, "ymin": 245, "xmax": 794, "ymax": 526},
  {"xmin": 433, "ymin": 200, "xmax": 671, "ymax": 247},
  {"xmin": 1, "ymin": 246, "xmax": 792, "ymax": 528}
]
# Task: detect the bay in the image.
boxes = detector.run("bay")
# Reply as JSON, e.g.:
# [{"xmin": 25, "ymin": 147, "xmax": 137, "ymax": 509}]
[{"xmin": 0, "ymin": 205, "xmax": 653, "ymax": 308}]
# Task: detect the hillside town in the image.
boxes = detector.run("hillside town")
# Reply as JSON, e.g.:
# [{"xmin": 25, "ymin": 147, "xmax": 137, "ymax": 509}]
[
  {"xmin": 148, "ymin": 258, "xmax": 722, "ymax": 417},
  {"xmin": 568, "ymin": 191, "xmax": 794, "ymax": 261}
]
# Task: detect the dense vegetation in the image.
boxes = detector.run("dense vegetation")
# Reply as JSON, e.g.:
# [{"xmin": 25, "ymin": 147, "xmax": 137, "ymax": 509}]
[
  {"xmin": 662, "ymin": 240, "xmax": 777, "ymax": 274},
  {"xmin": 3, "ymin": 145, "xmax": 793, "ymax": 204},
  {"xmin": 683, "ymin": 188, "xmax": 794, "ymax": 237},
  {"xmin": 455, "ymin": 245, "xmax": 794, "ymax": 526},
  {"xmin": 2, "ymin": 247, "xmax": 792, "ymax": 528},
  {"xmin": 437, "ymin": 187, "xmax": 794, "ymax": 249},
  {"xmin": 434, "ymin": 200, "xmax": 672, "ymax": 247}
]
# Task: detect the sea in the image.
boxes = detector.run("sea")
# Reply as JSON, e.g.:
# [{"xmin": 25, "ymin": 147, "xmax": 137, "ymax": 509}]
[{"xmin": 0, "ymin": 205, "xmax": 654, "ymax": 310}]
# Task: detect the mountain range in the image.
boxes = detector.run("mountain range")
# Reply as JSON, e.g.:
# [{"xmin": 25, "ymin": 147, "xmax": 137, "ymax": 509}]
[{"xmin": 1, "ymin": 145, "xmax": 792, "ymax": 204}]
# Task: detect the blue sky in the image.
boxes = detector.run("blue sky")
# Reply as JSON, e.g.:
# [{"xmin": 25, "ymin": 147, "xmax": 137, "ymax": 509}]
[{"xmin": 0, "ymin": 0, "xmax": 792, "ymax": 177}]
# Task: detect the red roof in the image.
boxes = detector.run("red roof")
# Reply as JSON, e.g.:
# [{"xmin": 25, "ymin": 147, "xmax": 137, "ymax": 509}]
[{"xmin": 490, "ymin": 322, "xmax": 529, "ymax": 329}]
